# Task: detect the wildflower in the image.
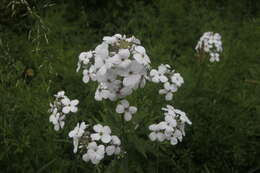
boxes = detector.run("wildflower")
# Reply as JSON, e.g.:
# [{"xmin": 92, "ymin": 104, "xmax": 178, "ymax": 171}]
[
  {"xmin": 148, "ymin": 105, "xmax": 192, "ymax": 146},
  {"xmin": 171, "ymin": 73, "xmax": 184, "ymax": 87},
  {"xmin": 68, "ymin": 122, "xmax": 88, "ymax": 153},
  {"xmin": 77, "ymin": 34, "xmax": 150, "ymax": 101},
  {"xmin": 61, "ymin": 97, "xmax": 79, "ymax": 114},
  {"xmin": 49, "ymin": 111, "xmax": 65, "ymax": 131},
  {"xmin": 82, "ymin": 142, "xmax": 105, "ymax": 164},
  {"xmin": 195, "ymin": 32, "xmax": 223, "ymax": 62},
  {"xmin": 159, "ymin": 82, "xmax": 177, "ymax": 101},
  {"xmin": 49, "ymin": 91, "xmax": 79, "ymax": 131},
  {"xmin": 82, "ymin": 65, "xmax": 96, "ymax": 83},
  {"xmin": 90, "ymin": 124, "xmax": 112, "ymax": 143},
  {"xmin": 150, "ymin": 64, "xmax": 170, "ymax": 83},
  {"xmin": 116, "ymin": 99, "xmax": 137, "ymax": 121}
]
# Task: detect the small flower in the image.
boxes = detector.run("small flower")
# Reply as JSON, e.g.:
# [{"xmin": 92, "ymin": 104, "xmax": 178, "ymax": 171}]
[
  {"xmin": 54, "ymin": 91, "xmax": 65, "ymax": 98},
  {"xmin": 159, "ymin": 82, "xmax": 177, "ymax": 101},
  {"xmin": 150, "ymin": 64, "xmax": 170, "ymax": 83},
  {"xmin": 195, "ymin": 32, "xmax": 223, "ymax": 63},
  {"xmin": 171, "ymin": 73, "xmax": 184, "ymax": 87},
  {"xmin": 82, "ymin": 65, "xmax": 96, "ymax": 83},
  {"xmin": 68, "ymin": 122, "xmax": 88, "ymax": 153},
  {"xmin": 77, "ymin": 51, "xmax": 93, "ymax": 72},
  {"xmin": 82, "ymin": 142, "xmax": 105, "ymax": 164},
  {"xmin": 133, "ymin": 46, "xmax": 151, "ymax": 65},
  {"xmin": 116, "ymin": 99, "xmax": 137, "ymax": 121},
  {"xmin": 90, "ymin": 124, "xmax": 112, "ymax": 143},
  {"xmin": 122, "ymin": 61, "xmax": 146, "ymax": 87},
  {"xmin": 148, "ymin": 124, "xmax": 167, "ymax": 142},
  {"xmin": 61, "ymin": 98, "xmax": 79, "ymax": 114},
  {"xmin": 49, "ymin": 111, "xmax": 65, "ymax": 131}
]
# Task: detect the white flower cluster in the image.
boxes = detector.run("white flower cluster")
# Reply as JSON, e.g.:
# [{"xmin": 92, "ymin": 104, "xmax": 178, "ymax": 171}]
[
  {"xmin": 149, "ymin": 64, "xmax": 184, "ymax": 101},
  {"xmin": 148, "ymin": 105, "xmax": 191, "ymax": 145},
  {"xmin": 116, "ymin": 99, "xmax": 137, "ymax": 121},
  {"xmin": 69, "ymin": 123, "xmax": 121, "ymax": 164},
  {"xmin": 77, "ymin": 34, "xmax": 151, "ymax": 101},
  {"xmin": 195, "ymin": 32, "xmax": 223, "ymax": 62},
  {"xmin": 49, "ymin": 91, "xmax": 79, "ymax": 131}
]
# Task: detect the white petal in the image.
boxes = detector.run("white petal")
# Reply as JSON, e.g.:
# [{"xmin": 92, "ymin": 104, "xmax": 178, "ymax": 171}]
[
  {"xmin": 93, "ymin": 124, "xmax": 103, "ymax": 132},
  {"xmin": 70, "ymin": 106, "xmax": 78, "ymax": 113},
  {"xmin": 159, "ymin": 89, "xmax": 167, "ymax": 95},
  {"xmin": 160, "ymin": 76, "xmax": 168, "ymax": 83},
  {"xmin": 165, "ymin": 92, "xmax": 173, "ymax": 101},
  {"xmin": 106, "ymin": 146, "xmax": 116, "ymax": 156},
  {"xmin": 148, "ymin": 124, "xmax": 158, "ymax": 131},
  {"xmin": 157, "ymin": 133, "xmax": 166, "ymax": 142},
  {"xmin": 150, "ymin": 69, "xmax": 158, "ymax": 76},
  {"xmin": 118, "ymin": 49, "xmax": 130, "ymax": 59},
  {"xmin": 116, "ymin": 104, "xmax": 125, "ymax": 114},
  {"xmin": 129, "ymin": 106, "xmax": 137, "ymax": 114},
  {"xmin": 135, "ymin": 46, "xmax": 146, "ymax": 54},
  {"xmin": 62, "ymin": 106, "xmax": 71, "ymax": 114},
  {"xmin": 170, "ymin": 137, "xmax": 178, "ymax": 145},
  {"xmin": 61, "ymin": 98, "xmax": 70, "ymax": 105},
  {"xmin": 83, "ymin": 75, "xmax": 90, "ymax": 83},
  {"xmin": 111, "ymin": 136, "xmax": 121, "ymax": 145},
  {"xmin": 101, "ymin": 134, "xmax": 112, "ymax": 143},
  {"xmin": 54, "ymin": 124, "xmax": 60, "ymax": 131},
  {"xmin": 149, "ymin": 132, "xmax": 157, "ymax": 141},
  {"xmin": 120, "ymin": 99, "xmax": 129, "ymax": 107},
  {"xmin": 123, "ymin": 74, "xmax": 141, "ymax": 86},
  {"xmin": 60, "ymin": 121, "xmax": 65, "ymax": 129},
  {"xmin": 114, "ymin": 147, "xmax": 121, "ymax": 155},
  {"xmin": 103, "ymin": 126, "xmax": 111, "ymax": 134},
  {"xmin": 133, "ymin": 54, "xmax": 143, "ymax": 64},
  {"xmin": 73, "ymin": 138, "xmax": 79, "ymax": 153},
  {"xmin": 124, "ymin": 112, "xmax": 132, "ymax": 121},
  {"xmin": 82, "ymin": 153, "xmax": 90, "ymax": 162},
  {"xmin": 91, "ymin": 133, "xmax": 101, "ymax": 141}
]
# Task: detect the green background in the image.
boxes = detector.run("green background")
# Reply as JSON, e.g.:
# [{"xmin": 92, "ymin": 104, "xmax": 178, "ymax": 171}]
[{"xmin": 0, "ymin": 0, "xmax": 260, "ymax": 172}]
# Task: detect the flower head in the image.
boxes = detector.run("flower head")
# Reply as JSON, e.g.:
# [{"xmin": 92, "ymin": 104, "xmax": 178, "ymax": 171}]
[{"xmin": 116, "ymin": 99, "xmax": 137, "ymax": 121}]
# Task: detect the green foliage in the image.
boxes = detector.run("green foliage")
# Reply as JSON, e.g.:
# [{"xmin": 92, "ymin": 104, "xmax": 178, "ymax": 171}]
[{"xmin": 0, "ymin": 0, "xmax": 260, "ymax": 172}]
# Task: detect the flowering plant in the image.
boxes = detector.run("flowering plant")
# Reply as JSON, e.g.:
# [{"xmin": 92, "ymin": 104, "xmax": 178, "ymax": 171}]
[
  {"xmin": 48, "ymin": 34, "xmax": 196, "ymax": 166},
  {"xmin": 195, "ymin": 32, "xmax": 223, "ymax": 62}
]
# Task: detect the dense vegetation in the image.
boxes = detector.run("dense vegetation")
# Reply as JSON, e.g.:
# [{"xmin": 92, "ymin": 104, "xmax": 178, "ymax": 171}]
[{"xmin": 0, "ymin": 0, "xmax": 259, "ymax": 172}]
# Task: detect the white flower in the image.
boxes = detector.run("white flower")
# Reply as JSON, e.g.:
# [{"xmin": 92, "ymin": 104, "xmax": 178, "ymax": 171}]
[
  {"xmin": 61, "ymin": 98, "xmax": 79, "ymax": 114},
  {"xmin": 49, "ymin": 91, "xmax": 79, "ymax": 131},
  {"xmin": 77, "ymin": 51, "xmax": 93, "ymax": 72},
  {"xmin": 82, "ymin": 142, "xmax": 105, "ymax": 164},
  {"xmin": 82, "ymin": 65, "xmax": 96, "ymax": 83},
  {"xmin": 77, "ymin": 34, "xmax": 150, "ymax": 101},
  {"xmin": 159, "ymin": 82, "xmax": 177, "ymax": 101},
  {"xmin": 54, "ymin": 91, "xmax": 65, "ymax": 98},
  {"xmin": 103, "ymin": 36, "xmax": 118, "ymax": 44},
  {"xmin": 94, "ymin": 84, "xmax": 115, "ymax": 101},
  {"xmin": 133, "ymin": 46, "xmax": 151, "ymax": 65},
  {"xmin": 171, "ymin": 73, "xmax": 184, "ymax": 87},
  {"xmin": 49, "ymin": 111, "xmax": 65, "ymax": 131},
  {"xmin": 90, "ymin": 124, "xmax": 112, "ymax": 143},
  {"xmin": 195, "ymin": 32, "xmax": 223, "ymax": 63},
  {"xmin": 148, "ymin": 124, "xmax": 166, "ymax": 142},
  {"xmin": 148, "ymin": 105, "xmax": 191, "ymax": 146},
  {"xmin": 150, "ymin": 64, "xmax": 170, "ymax": 83},
  {"xmin": 116, "ymin": 99, "xmax": 137, "ymax": 121},
  {"xmin": 122, "ymin": 61, "xmax": 146, "ymax": 87},
  {"xmin": 110, "ymin": 49, "xmax": 131, "ymax": 68},
  {"xmin": 68, "ymin": 122, "xmax": 88, "ymax": 153}
]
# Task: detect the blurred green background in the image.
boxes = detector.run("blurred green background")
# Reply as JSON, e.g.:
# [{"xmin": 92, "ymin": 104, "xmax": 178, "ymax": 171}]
[{"xmin": 0, "ymin": 0, "xmax": 260, "ymax": 172}]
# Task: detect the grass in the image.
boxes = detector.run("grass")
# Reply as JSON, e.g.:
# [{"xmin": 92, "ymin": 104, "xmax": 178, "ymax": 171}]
[{"xmin": 0, "ymin": 0, "xmax": 260, "ymax": 172}]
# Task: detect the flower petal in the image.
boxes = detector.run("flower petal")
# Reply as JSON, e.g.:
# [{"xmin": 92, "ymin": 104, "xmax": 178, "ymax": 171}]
[
  {"xmin": 116, "ymin": 104, "xmax": 125, "ymax": 114},
  {"xmin": 101, "ymin": 134, "xmax": 112, "ymax": 143},
  {"xmin": 62, "ymin": 106, "xmax": 70, "ymax": 114}
]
